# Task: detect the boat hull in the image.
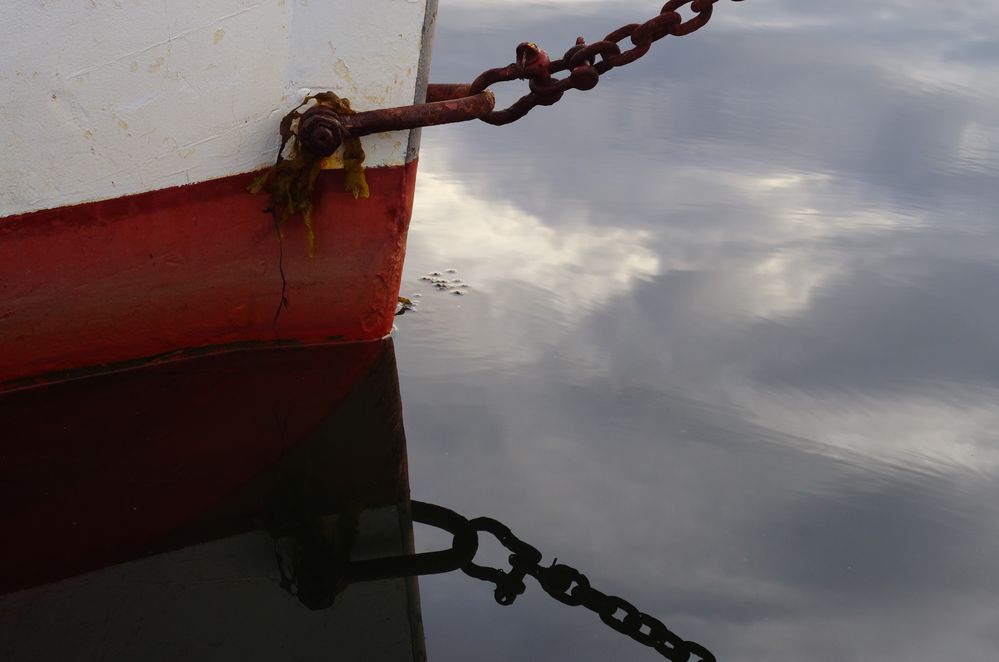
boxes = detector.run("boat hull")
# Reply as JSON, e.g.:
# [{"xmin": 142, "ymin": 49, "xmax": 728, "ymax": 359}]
[
  {"xmin": 0, "ymin": 161, "xmax": 418, "ymax": 391},
  {"xmin": 0, "ymin": 0, "xmax": 437, "ymax": 390}
]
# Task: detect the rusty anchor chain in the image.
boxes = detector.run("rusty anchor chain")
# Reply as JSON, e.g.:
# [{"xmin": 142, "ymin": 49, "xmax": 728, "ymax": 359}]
[{"xmin": 298, "ymin": 0, "xmax": 744, "ymax": 157}]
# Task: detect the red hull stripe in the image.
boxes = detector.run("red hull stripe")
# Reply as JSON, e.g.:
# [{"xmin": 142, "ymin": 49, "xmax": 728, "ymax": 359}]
[{"xmin": 0, "ymin": 162, "xmax": 418, "ymax": 390}]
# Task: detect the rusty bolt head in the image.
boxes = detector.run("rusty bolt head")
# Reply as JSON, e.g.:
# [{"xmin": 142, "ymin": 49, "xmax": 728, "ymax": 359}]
[{"xmin": 298, "ymin": 105, "xmax": 344, "ymax": 157}]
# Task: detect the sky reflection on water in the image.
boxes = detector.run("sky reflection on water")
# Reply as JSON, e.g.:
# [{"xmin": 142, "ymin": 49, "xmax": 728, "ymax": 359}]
[{"xmin": 394, "ymin": 2, "xmax": 999, "ymax": 660}]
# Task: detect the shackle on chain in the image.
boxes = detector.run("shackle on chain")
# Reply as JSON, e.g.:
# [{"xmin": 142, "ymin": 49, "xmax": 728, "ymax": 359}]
[{"xmin": 297, "ymin": 0, "xmax": 744, "ymax": 157}]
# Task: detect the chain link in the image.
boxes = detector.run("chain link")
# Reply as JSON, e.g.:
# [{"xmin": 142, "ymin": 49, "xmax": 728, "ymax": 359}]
[{"xmin": 460, "ymin": 0, "xmax": 744, "ymax": 126}]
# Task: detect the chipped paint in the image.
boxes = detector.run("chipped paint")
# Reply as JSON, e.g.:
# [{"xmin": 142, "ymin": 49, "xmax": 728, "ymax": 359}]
[{"xmin": 334, "ymin": 58, "xmax": 352, "ymax": 83}]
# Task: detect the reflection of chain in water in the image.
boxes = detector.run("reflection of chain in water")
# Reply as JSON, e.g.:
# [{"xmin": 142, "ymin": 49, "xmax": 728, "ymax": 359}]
[
  {"xmin": 338, "ymin": 501, "xmax": 716, "ymax": 662},
  {"xmin": 460, "ymin": 509, "xmax": 715, "ymax": 662}
]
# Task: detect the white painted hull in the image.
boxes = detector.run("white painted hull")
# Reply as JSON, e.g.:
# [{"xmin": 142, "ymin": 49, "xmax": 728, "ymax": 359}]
[{"xmin": 1, "ymin": 0, "xmax": 437, "ymax": 217}]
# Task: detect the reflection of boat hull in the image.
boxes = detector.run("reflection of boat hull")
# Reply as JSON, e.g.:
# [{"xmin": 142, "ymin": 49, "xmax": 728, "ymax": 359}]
[
  {"xmin": 0, "ymin": 339, "xmax": 425, "ymax": 661},
  {"xmin": 0, "ymin": 0, "xmax": 437, "ymax": 391},
  {"xmin": 1, "ymin": 513, "xmax": 424, "ymax": 662}
]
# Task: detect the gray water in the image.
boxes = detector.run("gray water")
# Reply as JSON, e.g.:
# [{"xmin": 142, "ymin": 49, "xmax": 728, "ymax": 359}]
[{"xmin": 394, "ymin": 2, "xmax": 999, "ymax": 660}]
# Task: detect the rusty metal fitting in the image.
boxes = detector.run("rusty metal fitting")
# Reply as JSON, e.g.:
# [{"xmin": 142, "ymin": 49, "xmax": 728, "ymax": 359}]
[
  {"xmin": 298, "ymin": 106, "xmax": 345, "ymax": 157},
  {"xmin": 343, "ymin": 90, "xmax": 496, "ymax": 136},
  {"xmin": 298, "ymin": 89, "xmax": 497, "ymax": 157}
]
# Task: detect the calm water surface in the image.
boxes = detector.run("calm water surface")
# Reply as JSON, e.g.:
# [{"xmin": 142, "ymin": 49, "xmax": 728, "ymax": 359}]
[{"xmin": 396, "ymin": 1, "xmax": 999, "ymax": 660}]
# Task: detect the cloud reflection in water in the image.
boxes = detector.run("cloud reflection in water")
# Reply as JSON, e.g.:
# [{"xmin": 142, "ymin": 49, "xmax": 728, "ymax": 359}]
[{"xmin": 395, "ymin": 2, "xmax": 999, "ymax": 660}]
